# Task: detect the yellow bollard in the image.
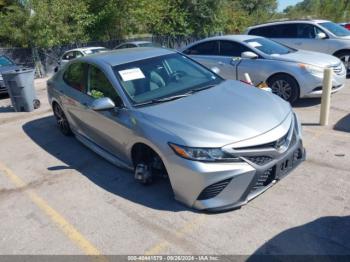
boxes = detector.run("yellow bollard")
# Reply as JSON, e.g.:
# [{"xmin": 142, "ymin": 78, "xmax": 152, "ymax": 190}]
[{"xmin": 320, "ymin": 68, "xmax": 333, "ymax": 126}]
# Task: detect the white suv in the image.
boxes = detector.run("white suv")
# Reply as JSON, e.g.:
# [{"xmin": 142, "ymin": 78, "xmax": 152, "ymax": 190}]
[{"xmin": 246, "ymin": 20, "xmax": 350, "ymax": 74}]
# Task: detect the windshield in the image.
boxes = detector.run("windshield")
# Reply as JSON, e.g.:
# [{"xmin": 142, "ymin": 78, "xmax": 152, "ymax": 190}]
[
  {"xmin": 319, "ymin": 22, "xmax": 350, "ymax": 37},
  {"xmin": 0, "ymin": 56, "xmax": 14, "ymax": 67},
  {"xmin": 244, "ymin": 38, "xmax": 295, "ymax": 55},
  {"xmin": 113, "ymin": 53, "xmax": 222, "ymax": 105}
]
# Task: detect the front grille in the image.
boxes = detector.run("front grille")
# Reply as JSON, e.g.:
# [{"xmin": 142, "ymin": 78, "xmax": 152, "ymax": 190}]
[
  {"xmin": 330, "ymin": 63, "xmax": 344, "ymax": 75},
  {"xmin": 197, "ymin": 178, "xmax": 232, "ymax": 200},
  {"xmin": 245, "ymin": 156, "xmax": 272, "ymax": 165},
  {"xmin": 236, "ymin": 131, "xmax": 289, "ymax": 151},
  {"xmin": 251, "ymin": 166, "xmax": 276, "ymax": 191}
]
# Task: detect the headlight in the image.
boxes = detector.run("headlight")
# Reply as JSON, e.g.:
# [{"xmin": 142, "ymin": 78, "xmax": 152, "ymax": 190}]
[
  {"xmin": 299, "ymin": 63, "xmax": 324, "ymax": 75},
  {"xmin": 168, "ymin": 143, "xmax": 242, "ymax": 162}
]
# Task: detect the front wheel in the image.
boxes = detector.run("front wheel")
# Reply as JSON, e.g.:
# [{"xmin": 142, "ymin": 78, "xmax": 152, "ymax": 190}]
[
  {"xmin": 335, "ymin": 51, "xmax": 350, "ymax": 77},
  {"xmin": 53, "ymin": 103, "xmax": 72, "ymax": 136},
  {"xmin": 267, "ymin": 74, "xmax": 300, "ymax": 104}
]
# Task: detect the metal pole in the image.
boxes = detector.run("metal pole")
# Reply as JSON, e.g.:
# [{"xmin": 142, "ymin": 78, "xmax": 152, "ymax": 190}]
[{"xmin": 320, "ymin": 68, "xmax": 333, "ymax": 126}]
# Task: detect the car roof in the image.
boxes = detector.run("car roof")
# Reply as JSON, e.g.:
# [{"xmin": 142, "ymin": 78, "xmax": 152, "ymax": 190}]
[
  {"xmin": 77, "ymin": 47, "xmax": 175, "ymax": 66},
  {"xmin": 248, "ymin": 19, "xmax": 330, "ymax": 30},
  {"xmin": 64, "ymin": 46, "xmax": 107, "ymax": 53},
  {"xmin": 181, "ymin": 35, "xmax": 262, "ymax": 50},
  {"xmin": 123, "ymin": 41, "xmax": 152, "ymax": 45}
]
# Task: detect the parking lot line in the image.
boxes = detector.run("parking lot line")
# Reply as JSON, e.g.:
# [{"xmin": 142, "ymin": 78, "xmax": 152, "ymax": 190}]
[
  {"xmin": 0, "ymin": 162, "xmax": 102, "ymax": 256},
  {"xmin": 144, "ymin": 214, "xmax": 207, "ymax": 255}
]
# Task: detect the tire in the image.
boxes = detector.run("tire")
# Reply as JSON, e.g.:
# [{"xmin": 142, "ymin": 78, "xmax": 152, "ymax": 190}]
[
  {"xmin": 334, "ymin": 50, "xmax": 350, "ymax": 77},
  {"xmin": 267, "ymin": 74, "xmax": 300, "ymax": 104},
  {"xmin": 53, "ymin": 103, "xmax": 72, "ymax": 136}
]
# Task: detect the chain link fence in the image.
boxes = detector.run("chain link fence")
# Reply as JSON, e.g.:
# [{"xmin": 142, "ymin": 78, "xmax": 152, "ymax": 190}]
[{"xmin": 0, "ymin": 35, "xmax": 210, "ymax": 78}]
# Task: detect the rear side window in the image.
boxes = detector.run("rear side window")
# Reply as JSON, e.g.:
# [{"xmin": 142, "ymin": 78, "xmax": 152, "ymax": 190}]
[
  {"xmin": 63, "ymin": 63, "xmax": 87, "ymax": 92},
  {"xmin": 219, "ymin": 41, "xmax": 250, "ymax": 57},
  {"xmin": 183, "ymin": 41, "xmax": 219, "ymax": 55},
  {"xmin": 249, "ymin": 24, "xmax": 298, "ymax": 38}
]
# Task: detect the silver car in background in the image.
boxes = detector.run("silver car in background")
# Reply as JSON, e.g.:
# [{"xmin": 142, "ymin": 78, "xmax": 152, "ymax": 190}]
[
  {"xmin": 47, "ymin": 48, "xmax": 305, "ymax": 211},
  {"xmin": 246, "ymin": 19, "xmax": 350, "ymax": 74},
  {"xmin": 182, "ymin": 35, "xmax": 346, "ymax": 103}
]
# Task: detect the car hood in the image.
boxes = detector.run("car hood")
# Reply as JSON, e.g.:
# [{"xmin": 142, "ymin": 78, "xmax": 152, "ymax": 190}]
[
  {"xmin": 268, "ymin": 50, "xmax": 341, "ymax": 67},
  {"xmin": 138, "ymin": 80, "xmax": 292, "ymax": 148}
]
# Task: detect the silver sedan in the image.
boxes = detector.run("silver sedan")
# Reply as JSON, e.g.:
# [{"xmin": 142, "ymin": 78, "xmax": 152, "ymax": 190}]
[
  {"xmin": 181, "ymin": 35, "xmax": 346, "ymax": 103},
  {"xmin": 47, "ymin": 48, "xmax": 305, "ymax": 211}
]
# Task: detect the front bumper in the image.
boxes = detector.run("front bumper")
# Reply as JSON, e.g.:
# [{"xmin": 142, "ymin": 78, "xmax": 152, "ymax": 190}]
[
  {"xmin": 298, "ymin": 65, "xmax": 346, "ymax": 98},
  {"xmin": 165, "ymin": 114, "xmax": 305, "ymax": 211}
]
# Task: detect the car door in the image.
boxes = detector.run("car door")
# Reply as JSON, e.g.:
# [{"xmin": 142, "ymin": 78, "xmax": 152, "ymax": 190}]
[
  {"xmin": 267, "ymin": 23, "xmax": 300, "ymax": 49},
  {"xmin": 184, "ymin": 41, "xmax": 236, "ymax": 79},
  {"xmin": 78, "ymin": 64, "xmax": 133, "ymax": 163},
  {"xmin": 293, "ymin": 23, "xmax": 330, "ymax": 53},
  {"xmin": 60, "ymin": 62, "xmax": 90, "ymax": 135}
]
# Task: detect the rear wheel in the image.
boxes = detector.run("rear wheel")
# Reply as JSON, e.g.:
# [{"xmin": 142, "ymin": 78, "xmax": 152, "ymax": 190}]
[
  {"xmin": 267, "ymin": 74, "xmax": 300, "ymax": 104},
  {"xmin": 53, "ymin": 103, "xmax": 72, "ymax": 136}
]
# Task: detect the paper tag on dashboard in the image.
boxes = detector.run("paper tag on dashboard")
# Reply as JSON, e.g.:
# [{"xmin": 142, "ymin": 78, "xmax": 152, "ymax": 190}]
[
  {"xmin": 247, "ymin": 41, "xmax": 262, "ymax": 48},
  {"xmin": 119, "ymin": 68, "xmax": 145, "ymax": 81}
]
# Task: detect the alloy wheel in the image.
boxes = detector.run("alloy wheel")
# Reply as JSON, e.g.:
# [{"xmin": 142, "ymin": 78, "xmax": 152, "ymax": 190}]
[
  {"xmin": 53, "ymin": 104, "xmax": 71, "ymax": 135},
  {"xmin": 271, "ymin": 80, "xmax": 292, "ymax": 101}
]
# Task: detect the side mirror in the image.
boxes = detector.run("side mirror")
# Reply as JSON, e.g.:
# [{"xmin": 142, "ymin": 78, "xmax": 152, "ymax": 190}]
[
  {"xmin": 90, "ymin": 97, "xmax": 115, "ymax": 111},
  {"xmin": 210, "ymin": 66, "xmax": 220, "ymax": 74},
  {"xmin": 241, "ymin": 51, "xmax": 258, "ymax": 59},
  {"xmin": 316, "ymin": 32, "xmax": 327, "ymax": 39}
]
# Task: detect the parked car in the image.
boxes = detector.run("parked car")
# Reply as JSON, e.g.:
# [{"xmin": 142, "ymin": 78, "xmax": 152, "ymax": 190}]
[
  {"xmin": 339, "ymin": 22, "xmax": 350, "ymax": 30},
  {"xmin": 181, "ymin": 35, "xmax": 346, "ymax": 103},
  {"xmin": 47, "ymin": 47, "xmax": 305, "ymax": 211},
  {"xmin": 58, "ymin": 47, "xmax": 108, "ymax": 69},
  {"xmin": 246, "ymin": 19, "xmax": 350, "ymax": 74},
  {"xmin": 0, "ymin": 55, "xmax": 20, "ymax": 94},
  {"xmin": 114, "ymin": 41, "xmax": 157, "ymax": 49}
]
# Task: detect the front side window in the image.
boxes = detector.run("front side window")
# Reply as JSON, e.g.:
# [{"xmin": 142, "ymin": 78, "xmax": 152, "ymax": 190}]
[
  {"xmin": 244, "ymin": 38, "xmax": 295, "ymax": 55},
  {"xmin": 63, "ymin": 52, "xmax": 75, "ymax": 60},
  {"xmin": 63, "ymin": 62, "xmax": 87, "ymax": 92},
  {"xmin": 0, "ymin": 56, "xmax": 14, "ymax": 67},
  {"xmin": 88, "ymin": 65, "xmax": 122, "ymax": 106},
  {"xmin": 296, "ymin": 24, "xmax": 319, "ymax": 38},
  {"xmin": 183, "ymin": 41, "xmax": 219, "ymax": 55},
  {"xmin": 113, "ymin": 53, "xmax": 222, "ymax": 105},
  {"xmin": 219, "ymin": 41, "xmax": 250, "ymax": 57},
  {"xmin": 319, "ymin": 22, "xmax": 350, "ymax": 37}
]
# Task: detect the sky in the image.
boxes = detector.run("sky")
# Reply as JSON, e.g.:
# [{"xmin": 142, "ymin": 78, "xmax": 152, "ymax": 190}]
[{"xmin": 278, "ymin": 0, "xmax": 303, "ymax": 12}]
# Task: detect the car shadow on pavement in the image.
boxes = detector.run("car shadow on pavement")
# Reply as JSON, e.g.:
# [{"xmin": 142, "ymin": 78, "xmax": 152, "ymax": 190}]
[
  {"xmin": 293, "ymin": 98, "xmax": 321, "ymax": 108},
  {"xmin": 247, "ymin": 216, "xmax": 350, "ymax": 261},
  {"xmin": 334, "ymin": 113, "xmax": 350, "ymax": 133},
  {"xmin": 22, "ymin": 115, "xmax": 189, "ymax": 212}
]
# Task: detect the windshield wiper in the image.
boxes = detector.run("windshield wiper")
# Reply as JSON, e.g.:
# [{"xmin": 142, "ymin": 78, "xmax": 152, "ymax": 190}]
[
  {"xmin": 190, "ymin": 84, "xmax": 216, "ymax": 93},
  {"xmin": 134, "ymin": 93, "xmax": 191, "ymax": 107},
  {"xmin": 134, "ymin": 84, "xmax": 216, "ymax": 107}
]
